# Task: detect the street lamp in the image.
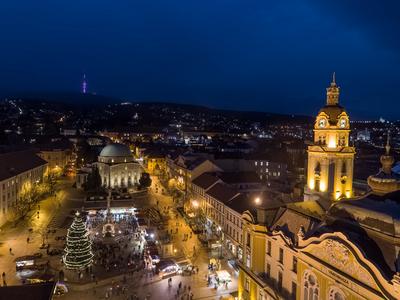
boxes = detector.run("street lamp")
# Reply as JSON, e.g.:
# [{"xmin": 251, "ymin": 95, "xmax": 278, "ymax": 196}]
[{"xmin": 255, "ymin": 197, "xmax": 261, "ymax": 205}]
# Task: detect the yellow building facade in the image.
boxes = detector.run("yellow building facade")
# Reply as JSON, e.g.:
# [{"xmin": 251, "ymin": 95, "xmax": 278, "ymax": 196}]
[
  {"xmin": 305, "ymin": 75, "xmax": 355, "ymax": 201},
  {"xmin": 146, "ymin": 156, "xmax": 166, "ymax": 175},
  {"xmin": 237, "ymin": 77, "xmax": 400, "ymax": 300}
]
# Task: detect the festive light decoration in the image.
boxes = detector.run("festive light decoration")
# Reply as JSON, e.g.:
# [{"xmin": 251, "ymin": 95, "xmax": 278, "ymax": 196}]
[{"xmin": 63, "ymin": 211, "xmax": 93, "ymax": 270}]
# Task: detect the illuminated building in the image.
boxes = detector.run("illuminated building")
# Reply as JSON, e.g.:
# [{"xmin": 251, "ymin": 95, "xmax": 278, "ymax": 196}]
[
  {"xmin": 36, "ymin": 141, "xmax": 72, "ymax": 176},
  {"xmin": 305, "ymin": 73, "xmax": 355, "ymax": 201},
  {"xmin": 96, "ymin": 143, "xmax": 142, "ymax": 188},
  {"xmin": 0, "ymin": 151, "xmax": 47, "ymax": 225},
  {"xmin": 237, "ymin": 78, "xmax": 400, "ymax": 300}
]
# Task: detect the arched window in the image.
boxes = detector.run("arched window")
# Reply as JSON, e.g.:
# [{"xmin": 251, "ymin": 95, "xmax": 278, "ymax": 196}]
[
  {"xmin": 303, "ymin": 271, "xmax": 319, "ymax": 300},
  {"xmin": 328, "ymin": 287, "xmax": 345, "ymax": 300}
]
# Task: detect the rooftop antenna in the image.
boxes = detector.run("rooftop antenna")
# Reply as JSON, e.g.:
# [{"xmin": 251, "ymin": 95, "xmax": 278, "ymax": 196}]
[{"xmin": 82, "ymin": 73, "xmax": 87, "ymax": 94}]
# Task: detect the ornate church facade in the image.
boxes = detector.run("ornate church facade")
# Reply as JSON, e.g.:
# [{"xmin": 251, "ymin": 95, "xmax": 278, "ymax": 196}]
[{"xmin": 237, "ymin": 77, "xmax": 400, "ymax": 300}]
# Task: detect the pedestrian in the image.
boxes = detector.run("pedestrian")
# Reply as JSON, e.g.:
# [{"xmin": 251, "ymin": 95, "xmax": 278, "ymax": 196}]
[
  {"xmin": 26, "ymin": 237, "xmax": 29, "ymax": 243},
  {"xmin": 2, "ymin": 272, "xmax": 5, "ymax": 278},
  {"xmin": 9, "ymin": 248, "xmax": 12, "ymax": 254}
]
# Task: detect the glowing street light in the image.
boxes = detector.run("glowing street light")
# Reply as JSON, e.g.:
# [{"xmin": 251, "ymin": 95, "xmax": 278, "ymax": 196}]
[{"xmin": 255, "ymin": 197, "xmax": 261, "ymax": 205}]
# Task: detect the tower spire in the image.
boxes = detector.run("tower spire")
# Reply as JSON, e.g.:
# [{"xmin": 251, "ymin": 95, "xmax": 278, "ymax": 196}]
[
  {"xmin": 326, "ymin": 73, "xmax": 340, "ymax": 105},
  {"xmin": 82, "ymin": 73, "xmax": 87, "ymax": 94}
]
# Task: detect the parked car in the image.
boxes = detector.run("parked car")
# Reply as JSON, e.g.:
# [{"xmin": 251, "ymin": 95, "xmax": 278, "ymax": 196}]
[{"xmin": 157, "ymin": 259, "xmax": 179, "ymax": 279}]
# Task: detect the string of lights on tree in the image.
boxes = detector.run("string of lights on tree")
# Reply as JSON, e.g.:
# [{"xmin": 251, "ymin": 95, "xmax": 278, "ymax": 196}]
[{"xmin": 63, "ymin": 211, "xmax": 93, "ymax": 270}]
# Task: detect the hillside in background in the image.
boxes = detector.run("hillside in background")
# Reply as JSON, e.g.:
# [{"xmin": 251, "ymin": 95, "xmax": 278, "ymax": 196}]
[{"xmin": 0, "ymin": 92, "xmax": 313, "ymax": 136}]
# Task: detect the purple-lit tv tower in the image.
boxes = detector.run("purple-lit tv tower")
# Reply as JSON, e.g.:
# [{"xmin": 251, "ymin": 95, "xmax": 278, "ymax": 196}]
[{"xmin": 82, "ymin": 74, "xmax": 87, "ymax": 94}]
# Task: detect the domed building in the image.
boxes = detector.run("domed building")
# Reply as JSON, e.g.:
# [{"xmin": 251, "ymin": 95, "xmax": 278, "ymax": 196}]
[{"xmin": 96, "ymin": 143, "xmax": 142, "ymax": 188}]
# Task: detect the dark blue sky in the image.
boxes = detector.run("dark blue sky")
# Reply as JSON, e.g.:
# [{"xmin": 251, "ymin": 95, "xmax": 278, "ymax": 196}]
[{"xmin": 0, "ymin": 1, "xmax": 399, "ymax": 119}]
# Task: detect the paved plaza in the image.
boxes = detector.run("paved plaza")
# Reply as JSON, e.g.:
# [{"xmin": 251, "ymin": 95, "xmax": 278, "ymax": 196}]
[{"xmin": 0, "ymin": 176, "xmax": 238, "ymax": 299}]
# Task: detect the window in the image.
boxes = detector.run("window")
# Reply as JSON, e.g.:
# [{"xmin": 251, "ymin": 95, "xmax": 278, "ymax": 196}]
[
  {"xmin": 291, "ymin": 282, "xmax": 297, "ymax": 300},
  {"xmin": 255, "ymin": 161, "xmax": 258, "ymax": 166},
  {"xmin": 246, "ymin": 253, "xmax": 251, "ymax": 268},
  {"xmin": 246, "ymin": 232, "xmax": 251, "ymax": 247},
  {"xmin": 245, "ymin": 278, "xmax": 250, "ymax": 291},
  {"xmin": 258, "ymin": 290, "xmax": 264, "ymax": 300},
  {"xmin": 328, "ymin": 287, "xmax": 345, "ymax": 300},
  {"xmin": 267, "ymin": 240, "xmax": 271, "ymax": 256},
  {"xmin": 278, "ymin": 271, "xmax": 283, "ymax": 291},
  {"xmin": 279, "ymin": 248, "xmax": 284, "ymax": 263},
  {"xmin": 266, "ymin": 263, "xmax": 271, "ymax": 278},
  {"xmin": 303, "ymin": 271, "xmax": 319, "ymax": 300},
  {"xmin": 293, "ymin": 256, "xmax": 298, "ymax": 273}
]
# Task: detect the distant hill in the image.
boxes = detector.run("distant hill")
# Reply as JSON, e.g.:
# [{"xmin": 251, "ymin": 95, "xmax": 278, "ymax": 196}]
[
  {"xmin": 0, "ymin": 91, "xmax": 313, "ymax": 130},
  {"xmin": 0, "ymin": 91, "xmax": 119, "ymax": 108}
]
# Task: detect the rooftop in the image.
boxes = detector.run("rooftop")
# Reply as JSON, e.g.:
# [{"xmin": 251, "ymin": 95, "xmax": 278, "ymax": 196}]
[
  {"xmin": 0, "ymin": 150, "xmax": 48, "ymax": 181},
  {"xmin": 206, "ymin": 183, "xmax": 239, "ymax": 203},
  {"xmin": 99, "ymin": 143, "xmax": 132, "ymax": 157},
  {"xmin": 192, "ymin": 173, "xmax": 220, "ymax": 190}
]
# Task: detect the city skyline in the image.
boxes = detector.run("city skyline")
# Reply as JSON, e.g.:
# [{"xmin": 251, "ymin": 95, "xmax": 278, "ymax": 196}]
[{"xmin": 0, "ymin": 1, "xmax": 399, "ymax": 119}]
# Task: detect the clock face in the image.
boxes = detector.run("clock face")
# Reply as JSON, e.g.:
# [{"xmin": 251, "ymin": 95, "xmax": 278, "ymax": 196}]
[
  {"xmin": 318, "ymin": 118, "xmax": 326, "ymax": 128},
  {"xmin": 339, "ymin": 119, "xmax": 347, "ymax": 128}
]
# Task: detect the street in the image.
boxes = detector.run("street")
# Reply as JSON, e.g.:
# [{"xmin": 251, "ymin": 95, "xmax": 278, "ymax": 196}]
[{"xmin": 0, "ymin": 175, "xmax": 237, "ymax": 299}]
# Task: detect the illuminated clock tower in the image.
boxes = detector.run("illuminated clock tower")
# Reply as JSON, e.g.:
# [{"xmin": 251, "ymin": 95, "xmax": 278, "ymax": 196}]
[{"xmin": 305, "ymin": 74, "xmax": 355, "ymax": 201}]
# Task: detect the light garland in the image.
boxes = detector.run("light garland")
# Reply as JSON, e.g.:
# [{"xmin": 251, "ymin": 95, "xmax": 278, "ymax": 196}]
[{"xmin": 63, "ymin": 212, "xmax": 94, "ymax": 270}]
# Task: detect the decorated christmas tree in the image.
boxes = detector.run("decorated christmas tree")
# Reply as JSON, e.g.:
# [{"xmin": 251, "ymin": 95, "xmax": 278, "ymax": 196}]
[{"xmin": 63, "ymin": 211, "xmax": 93, "ymax": 270}]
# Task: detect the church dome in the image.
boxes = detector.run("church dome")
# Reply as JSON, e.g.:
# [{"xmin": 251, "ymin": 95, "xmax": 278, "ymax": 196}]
[
  {"xmin": 100, "ymin": 143, "xmax": 132, "ymax": 157},
  {"xmin": 318, "ymin": 105, "xmax": 347, "ymax": 125}
]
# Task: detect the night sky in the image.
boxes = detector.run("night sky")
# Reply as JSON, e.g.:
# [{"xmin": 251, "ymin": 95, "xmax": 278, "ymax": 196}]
[{"xmin": 0, "ymin": 1, "xmax": 399, "ymax": 119}]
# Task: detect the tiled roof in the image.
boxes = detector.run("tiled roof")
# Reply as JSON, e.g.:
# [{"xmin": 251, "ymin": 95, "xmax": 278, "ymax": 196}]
[
  {"xmin": 192, "ymin": 173, "xmax": 220, "ymax": 190},
  {"xmin": 0, "ymin": 150, "xmax": 47, "ymax": 181},
  {"xmin": 0, "ymin": 282, "xmax": 55, "ymax": 300},
  {"xmin": 206, "ymin": 183, "xmax": 239, "ymax": 203},
  {"xmin": 217, "ymin": 172, "xmax": 261, "ymax": 184},
  {"xmin": 270, "ymin": 207, "xmax": 319, "ymax": 244},
  {"xmin": 225, "ymin": 193, "xmax": 254, "ymax": 215}
]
